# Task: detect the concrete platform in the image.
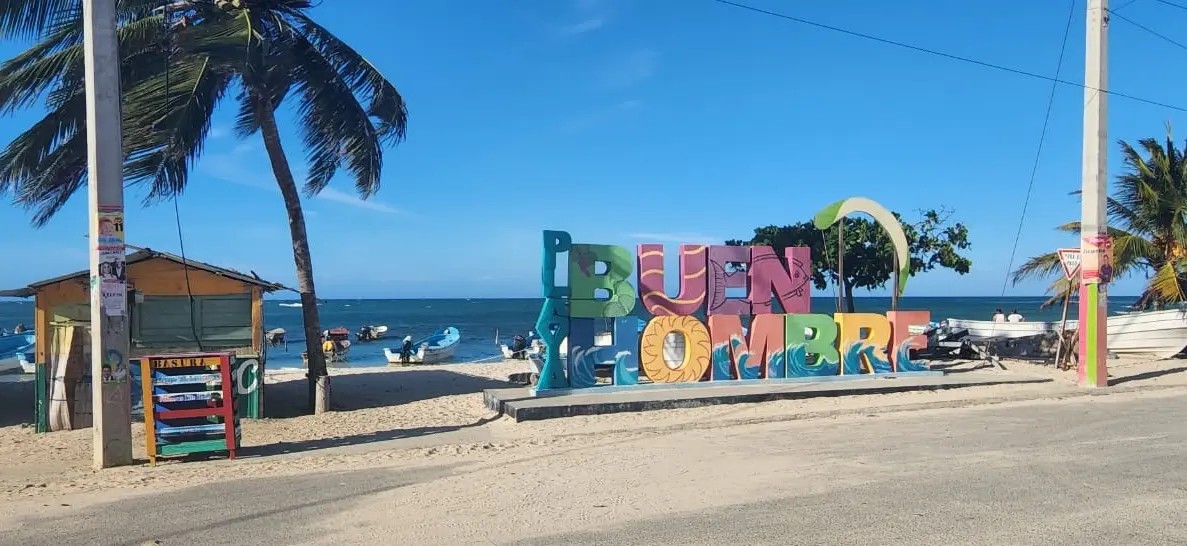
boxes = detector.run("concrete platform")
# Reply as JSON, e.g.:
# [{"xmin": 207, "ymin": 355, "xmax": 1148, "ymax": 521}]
[{"xmin": 484, "ymin": 373, "xmax": 1055, "ymax": 422}]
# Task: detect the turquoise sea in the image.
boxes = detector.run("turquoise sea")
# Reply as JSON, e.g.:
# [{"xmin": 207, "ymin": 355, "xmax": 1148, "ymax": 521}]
[{"xmin": 0, "ymin": 296, "xmax": 1140, "ymax": 369}]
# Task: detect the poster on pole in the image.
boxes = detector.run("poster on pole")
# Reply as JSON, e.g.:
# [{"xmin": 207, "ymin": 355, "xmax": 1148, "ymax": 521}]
[
  {"xmin": 96, "ymin": 206, "xmax": 127, "ymax": 316},
  {"xmin": 1081, "ymin": 234, "xmax": 1113, "ymax": 284},
  {"xmin": 1056, "ymin": 248, "xmax": 1082, "ymax": 281}
]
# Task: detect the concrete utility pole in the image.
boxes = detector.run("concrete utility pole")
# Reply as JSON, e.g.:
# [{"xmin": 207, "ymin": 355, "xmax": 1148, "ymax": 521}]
[
  {"xmin": 1078, "ymin": 0, "xmax": 1110, "ymax": 388},
  {"xmin": 84, "ymin": 0, "xmax": 133, "ymax": 467}
]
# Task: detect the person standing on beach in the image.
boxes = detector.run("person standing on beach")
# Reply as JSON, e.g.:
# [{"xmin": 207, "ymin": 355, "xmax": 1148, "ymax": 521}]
[
  {"xmin": 992, "ymin": 309, "xmax": 1006, "ymax": 322},
  {"xmin": 1007, "ymin": 309, "xmax": 1024, "ymax": 322},
  {"xmin": 400, "ymin": 336, "xmax": 414, "ymax": 363}
]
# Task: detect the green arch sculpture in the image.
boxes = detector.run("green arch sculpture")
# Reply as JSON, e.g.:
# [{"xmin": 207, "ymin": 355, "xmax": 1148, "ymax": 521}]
[{"xmin": 813, "ymin": 197, "xmax": 911, "ymax": 297}]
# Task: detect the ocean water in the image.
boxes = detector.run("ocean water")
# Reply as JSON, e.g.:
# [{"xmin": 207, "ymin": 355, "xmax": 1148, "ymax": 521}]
[{"xmin": 0, "ymin": 296, "xmax": 1140, "ymax": 369}]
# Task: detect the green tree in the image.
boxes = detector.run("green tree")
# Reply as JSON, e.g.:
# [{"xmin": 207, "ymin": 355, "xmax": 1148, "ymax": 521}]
[
  {"xmin": 1012, "ymin": 131, "xmax": 1187, "ymax": 308},
  {"xmin": 0, "ymin": 0, "xmax": 408, "ymax": 412},
  {"xmin": 727, "ymin": 208, "xmax": 972, "ymax": 312}
]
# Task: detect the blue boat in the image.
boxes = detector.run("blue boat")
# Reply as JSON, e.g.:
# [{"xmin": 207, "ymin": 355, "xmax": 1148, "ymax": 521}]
[
  {"xmin": 0, "ymin": 331, "xmax": 36, "ymax": 374},
  {"xmin": 384, "ymin": 327, "xmax": 460, "ymax": 364}
]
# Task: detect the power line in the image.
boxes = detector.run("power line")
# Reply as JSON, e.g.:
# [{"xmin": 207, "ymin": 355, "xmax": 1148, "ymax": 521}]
[
  {"xmin": 1000, "ymin": 0, "xmax": 1079, "ymax": 303},
  {"xmin": 1108, "ymin": 9, "xmax": 1187, "ymax": 52},
  {"xmin": 1153, "ymin": 0, "xmax": 1187, "ymax": 12},
  {"xmin": 710, "ymin": 0, "xmax": 1187, "ymax": 112}
]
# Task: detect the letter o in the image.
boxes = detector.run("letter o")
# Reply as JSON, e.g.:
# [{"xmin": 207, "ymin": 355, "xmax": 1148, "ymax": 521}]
[
  {"xmin": 639, "ymin": 316, "xmax": 711, "ymax": 383},
  {"xmin": 235, "ymin": 359, "xmax": 260, "ymax": 395}
]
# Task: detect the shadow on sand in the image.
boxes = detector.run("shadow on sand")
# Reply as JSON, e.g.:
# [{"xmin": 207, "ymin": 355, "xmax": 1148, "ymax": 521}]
[
  {"xmin": 1109, "ymin": 365, "xmax": 1187, "ymax": 387},
  {"xmin": 264, "ymin": 368, "xmax": 515, "ymax": 417},
  {"xmin": 228, "ymin": 368, "xmax": 516, "ymax": 458}
]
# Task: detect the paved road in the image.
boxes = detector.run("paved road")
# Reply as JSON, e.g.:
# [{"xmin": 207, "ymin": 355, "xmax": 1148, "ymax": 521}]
[{"xmin": 4, "ymin": 392, "xmax": 1187, "ymax": 545}]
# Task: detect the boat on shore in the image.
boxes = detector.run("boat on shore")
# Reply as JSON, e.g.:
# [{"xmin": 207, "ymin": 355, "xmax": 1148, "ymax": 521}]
[
  {"xmin": 0, "ymin": 331, "xmax": 35, "ymax": 374},
  {"xmin": 1105, "ymin": 308, "xmax": 1187, "ymax": 359},
  {"xmin": 384, "ymin": 327, "xmax": 461, "ymax": 364},
  {"xmin": 943, "ymin": 318, "xmax": 1074, "ymax": 340},
  {"xmin": 946, "ymin": 308, "xmax": 1187, "ymax": 359}
]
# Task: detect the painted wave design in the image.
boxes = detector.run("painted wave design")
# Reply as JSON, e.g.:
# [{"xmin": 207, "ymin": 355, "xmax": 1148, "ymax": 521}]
[
  {"xmin": 731, "ymin": 336, "xmax": 760, "ymax": 380},
  {"xmin": 785, "ymin": 344, "xmax": 839, "ymax": 377},
  {"xmin": 567, "ymin": 344, "xmax": 601, "ymax": 388},
  {"xmin": 842, "ymin": 342, "xmax": 865, "ymax": 375},
  {"xmin": 766, "ymin": 348, "xmax": 786, "ymax": 379},
  {"xmin": 895, "ymin": 340, "xmax": 928, "ymax": 372},
  {"xmin": 710, "ymin": 342, "xmax": 734, "ymax": 381},
  {"xmin": 612, "ymin": 350, "xmax": 638, "ymax": 385}
]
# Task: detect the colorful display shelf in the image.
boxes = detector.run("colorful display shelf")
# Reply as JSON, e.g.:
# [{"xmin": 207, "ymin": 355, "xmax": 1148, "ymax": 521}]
[{"xmin": 141, "ymin": 353, "xmax": 240, "ymax": 465}]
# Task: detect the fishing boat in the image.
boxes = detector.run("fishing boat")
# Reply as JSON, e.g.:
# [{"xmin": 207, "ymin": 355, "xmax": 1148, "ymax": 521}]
[
  {"xmin": 947, "ymin": 309, "xmax": 1187, "ymax": 359},
  {"xmin": 384, "ymin": 327, "xmax": 461, "ymax": 364},
  {"xmin": 0, "ymin": 331, "xmax": 36, "ymax": 374},
  {"xmin": 942, "ymin": 318, "xmax": 1075, "ymax": 339},
  {"xmin": 1105, "ymin": 308, "xmax": 1187, "ymax": 359},
  {"xmin": 356, "ymin": 325, "xmax": 388, "ymax": 342}
]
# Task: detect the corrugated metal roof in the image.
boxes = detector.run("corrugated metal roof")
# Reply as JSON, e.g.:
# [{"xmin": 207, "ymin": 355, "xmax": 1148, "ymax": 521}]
[{"xmin": 14, "ymin": 248, "xmax": 292, "ymax": 293}]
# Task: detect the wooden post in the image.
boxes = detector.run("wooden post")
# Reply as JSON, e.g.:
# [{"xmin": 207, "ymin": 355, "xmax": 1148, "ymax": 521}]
[
  {"xmin": 836, "ymin": 218, "xmax": 845, "ymax": 313},
  {"xmin": 1054, "ymin": 289, "xmax": 1072, "ymax": 369},
  {"xmin": 84, "ymin": 0, "xmax": 133, "ymax": 468}
]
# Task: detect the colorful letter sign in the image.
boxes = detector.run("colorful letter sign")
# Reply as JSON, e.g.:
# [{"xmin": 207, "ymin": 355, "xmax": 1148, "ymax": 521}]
[{"xmin": 532, "ymin": 197, "xmax": 933, "ymax": 392}]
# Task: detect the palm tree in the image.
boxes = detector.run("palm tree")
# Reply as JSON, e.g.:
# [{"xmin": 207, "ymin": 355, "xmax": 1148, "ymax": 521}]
[
  {"xmin": 0, "ymin": 0, "xmax": 408, "ymax": 412},
  {"xmin": 1013, "ymin": 131, "xmax": 1187, "ymax": 308}
]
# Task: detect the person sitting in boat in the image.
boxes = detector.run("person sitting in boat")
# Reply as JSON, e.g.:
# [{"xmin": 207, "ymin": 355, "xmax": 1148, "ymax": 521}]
[
  {"xmin": 358, "ymin": 326, "xmax": 373, "ymax": 342},
  {"xmin": 399, "ymin": 335, "xmax": 414, "ymax": 363},
  {"xmin": 1007, "ymin": 309, "xmax": 1024, "ymax": 322},
  {"xmin": 12, "ymin": 323, "xmax": 26, "ymax": 334},
  {"xmin": 992, "ymin": 309, "xmax": 1006, "ymax": 322},
  {"xmin": 510, "ymin": 334, "xmax": 528, "ymax": 360}
]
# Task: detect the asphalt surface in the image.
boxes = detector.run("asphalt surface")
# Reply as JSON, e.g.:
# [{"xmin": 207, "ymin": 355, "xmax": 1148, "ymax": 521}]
[{"xmin": 5, "ymin": 391, "xmax": 1187, "ymax": 545}]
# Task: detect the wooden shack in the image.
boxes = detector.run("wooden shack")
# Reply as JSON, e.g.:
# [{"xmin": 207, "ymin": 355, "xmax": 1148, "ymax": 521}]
[{"xmin": 20, "ymin": 249, "xmax": 285, "ymax": 364}]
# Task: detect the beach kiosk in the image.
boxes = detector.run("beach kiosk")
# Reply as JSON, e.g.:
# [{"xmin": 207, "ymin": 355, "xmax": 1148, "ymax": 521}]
[{"xmin": 4, "ymin": 249, "xmax": 287, "ymax": 431}]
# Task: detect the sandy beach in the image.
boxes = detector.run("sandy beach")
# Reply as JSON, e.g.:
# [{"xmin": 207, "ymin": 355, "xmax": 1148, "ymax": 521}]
[{"xmin": 2, "ymin": 355, "xmax": 1186, "ymax": 503}]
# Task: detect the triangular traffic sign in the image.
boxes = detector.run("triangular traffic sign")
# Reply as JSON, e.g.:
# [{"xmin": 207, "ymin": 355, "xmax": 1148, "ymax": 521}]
[{"xmin": 1057, "ymin": 248, "xmax": 1082, "ymax": 280}]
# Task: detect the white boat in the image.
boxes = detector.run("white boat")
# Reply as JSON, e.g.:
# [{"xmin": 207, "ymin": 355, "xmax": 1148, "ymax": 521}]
[
  {"xmin": 0, "ymin": 331, "xmax": 36, "ymax": 374},
  {"xmin": 943, "ymin": 318, "xmax": 1075, "ymax": 339},
  {"xmin": 1106, "ymin": 308, "xmax": 1187, "ymax": 359},
  {"xmin": 948, "ymin": 309, "xmax": 1187, "ymax": 359},
  {"xmin": 18, "ymin": 352, "xmax": 35, "ymax": 374},
  {"xmin": 384, "ymin": 327, "xmax": 460, "ymax": 364}
]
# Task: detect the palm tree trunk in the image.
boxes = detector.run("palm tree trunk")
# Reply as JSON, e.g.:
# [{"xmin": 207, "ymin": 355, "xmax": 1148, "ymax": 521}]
[
  {"xmin": 256, "ymin": 96, "xmax": 329, "ymax": 414},
  {"xmin": 843, "ymin": 280, "xmax": 856, "ymax": 313}
]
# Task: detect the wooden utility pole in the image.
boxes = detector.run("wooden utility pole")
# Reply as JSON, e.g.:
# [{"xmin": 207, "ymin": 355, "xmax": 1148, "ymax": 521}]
[
  {"xmin": 836, "ymin": 218, "xmax": 845, "ymax": 313},
  {"xmin": 1078, "ymin": 0, "xmax": 1110, "ymax": 387},
  {"xmin": 84, "ymin": 0, "xmax": 133, "ymax": 468}
]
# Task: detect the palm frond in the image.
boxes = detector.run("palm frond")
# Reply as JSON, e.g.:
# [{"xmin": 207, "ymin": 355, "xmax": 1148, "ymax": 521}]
[
  {"xmin": 1145, "ymin": 262, "xmax": 1187, "ymax": 305},
  {"xmin": 1011, "ymin": 252, "xmax": 1062, "ymax": 285},
  {"xmin": 0, "ymin": 0, "xmax": 75, "ymax": 40}
]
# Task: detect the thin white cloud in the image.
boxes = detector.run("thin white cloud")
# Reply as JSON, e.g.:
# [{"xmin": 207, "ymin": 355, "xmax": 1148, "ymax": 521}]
[
  {"xmin": 627, "ymin": 232, "xmax": 724, "ymax": 245},
  {"xmin": 209, "ymin": 125, "xmax": 230, "ymax": 139},
  {"xmin": 200, "ymin": 154, "xmax": 408, "ymax": 216},
  {"xmin": 316, "ymin": 187, "xmax": 407, "ymax": 215},
  {"xmin": 601, "ymin": 48, "xmax": 658, "ymax": 89},
  {"xmin": 558, "ymin": 18, "xmax": 605, "ymax": 36},
  {"xmin": 232, "ymin": 141, "xmax": 259, "ymax": 154},
  {"xmin": 561, "ymin": 99, "xmax": 642, "ymax": 132}
]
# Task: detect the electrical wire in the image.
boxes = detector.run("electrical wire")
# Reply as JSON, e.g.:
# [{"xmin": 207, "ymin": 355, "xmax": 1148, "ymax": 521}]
[
  {"xmin": 160, "ymin": 0, "xmax": 204, "ymax": 351},
  {"xmin": 710, "ymin": 0, "xmax": 1187, "ymax": 113},
  {"xmin": 1153, "ymin": 0, "xmax": 1187, "ymax": 12},
  {"xmin": 998, "ymin": 0, "xmax": 1079, "ymax": 304},
  {"xmin": 1108, "ymin": 9, "xmax": 1187, "ymax": 52}
]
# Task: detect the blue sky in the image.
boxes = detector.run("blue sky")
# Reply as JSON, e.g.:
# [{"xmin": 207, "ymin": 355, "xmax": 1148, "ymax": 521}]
[{"xmin": 3, "ymin": 0, "xmax": 1187, "ymax": 299}]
